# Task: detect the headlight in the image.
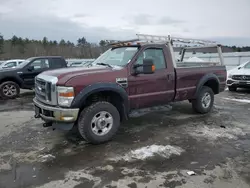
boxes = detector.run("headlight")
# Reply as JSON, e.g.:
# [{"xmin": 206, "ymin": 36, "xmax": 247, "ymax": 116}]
[{"xmin": 57, "ymin": 86, "xmax": 74, "ymax": 107}]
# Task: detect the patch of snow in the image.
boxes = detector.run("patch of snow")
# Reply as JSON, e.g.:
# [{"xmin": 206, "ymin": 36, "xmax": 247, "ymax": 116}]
[
  {"xmin": 96, "ymin": 165, "xmax": 114, "ymax": 171},
  {"xmin": 0, "ymin": 161, "xmax": 12, "ymax": 171},
  {"xmin": 38, "ymin": 154, "xmax": 55, "ymax": 162},
  {"xmin": 223, "ymin": 97, "xmax": 250, "ymax": 104},
  {"xmin": 188, "ymin": 126, "xmax": 246, "ymax": 141},
  {"xmin": 187, "ymin": 171, "xmax": 196, "ymax": 176},
  {"xmin": 108, "ymin": 145, "xmax": 184, "ymax": 162}
]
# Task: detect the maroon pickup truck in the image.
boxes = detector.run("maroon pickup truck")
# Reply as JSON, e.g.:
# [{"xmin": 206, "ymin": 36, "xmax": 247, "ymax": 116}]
[{"xmin": 33, "ymin": 34, "xmax": 227, "ymax": 144}]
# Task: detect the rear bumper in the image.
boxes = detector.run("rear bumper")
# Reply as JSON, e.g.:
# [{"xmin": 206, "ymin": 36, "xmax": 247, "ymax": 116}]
[
  {"xmin": 226, "ymin": 79, "xmax": 250, "ymax": 88},
  {"xmin": 33, "ymin": 98, "xmax": 79, "ymax": 123}
]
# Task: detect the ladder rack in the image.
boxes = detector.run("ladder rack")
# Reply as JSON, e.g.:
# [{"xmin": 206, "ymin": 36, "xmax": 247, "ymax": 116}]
[{"xmin": 107, "ymin": 33, "xmax": 218, "ymax": 47}]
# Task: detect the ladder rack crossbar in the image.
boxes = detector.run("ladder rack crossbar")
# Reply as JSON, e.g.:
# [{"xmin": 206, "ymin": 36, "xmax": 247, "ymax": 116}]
[{"xmin": 106, "ymin": 34, "xmax": 218, "ymax": 47}]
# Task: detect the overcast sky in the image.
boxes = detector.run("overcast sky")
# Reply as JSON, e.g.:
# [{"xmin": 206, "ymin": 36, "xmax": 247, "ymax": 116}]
[{"xmin": 0, "ymin": 0, "xmax": 250, "ymax": 46}]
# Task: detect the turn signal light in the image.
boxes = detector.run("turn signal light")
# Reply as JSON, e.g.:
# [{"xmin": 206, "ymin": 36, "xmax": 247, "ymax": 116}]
[
  {"xmin": 59, "ymin": 92, "xmax": 74, "ymax": 97},
  {"xmin": 152, "ymin": 65, "xmax": 155, "ymax": 72}
]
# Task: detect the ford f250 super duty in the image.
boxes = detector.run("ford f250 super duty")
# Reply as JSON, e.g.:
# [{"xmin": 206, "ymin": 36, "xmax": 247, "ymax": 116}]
[{"xmin": 33, "ymin": 34, "xmax": 227, "ymax": 144}]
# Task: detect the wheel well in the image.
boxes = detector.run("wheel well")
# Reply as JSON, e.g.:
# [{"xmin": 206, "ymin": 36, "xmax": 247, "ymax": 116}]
[
  {"xmin": 203, "ymin": 79, "xmax": 219, "ymax": 94},
  {"xmin": 83, "ymin": 91, "xmax": 126, "ymax": 121},
  {"xmin": 0, "ymin": 77, "xmax": 21, "ymax": 87}
]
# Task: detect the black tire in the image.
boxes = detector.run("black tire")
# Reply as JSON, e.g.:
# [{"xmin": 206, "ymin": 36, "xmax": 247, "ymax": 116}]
[
  {"xmin": 192, "ymin": 86, "xmax": 214, "ymax": 114},
  {"xmin": 77, "ymin": 101, "xmax": 120, "ymax": 144},
  {"xmin": 228, "ymin": 86, "xmax": 237, "ymax": 92},
  {"xmin": 0, "ymin": 81, "xmax": 20, "ymax": 99}
]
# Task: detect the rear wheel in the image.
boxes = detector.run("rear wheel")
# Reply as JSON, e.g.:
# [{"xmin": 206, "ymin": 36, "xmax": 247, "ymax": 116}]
[
  {"xmin": 0, "ymin": 81, "xmax": 20, "ymax": 99},
  {"xmin": 192, "ymin": 86, "xmax": 214, "ymax": 114},
  {"xmin": 77, "ymin": 101, "xmax": 120, "ymax": 144},
  {"xmin": 228, "ymin": 86, "xmax": 237, "ymax": 92}
]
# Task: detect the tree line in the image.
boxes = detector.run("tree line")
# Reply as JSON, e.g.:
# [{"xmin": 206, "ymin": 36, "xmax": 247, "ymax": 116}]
[
  {"xmin": 0, "ymin": 33, "xmax": 111, "ymax": 60},
  {"xmin": 0, "ymin": 33, "xmax": 249, "ymax": 60}
]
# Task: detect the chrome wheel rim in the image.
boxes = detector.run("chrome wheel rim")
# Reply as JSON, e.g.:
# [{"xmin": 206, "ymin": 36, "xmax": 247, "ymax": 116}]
[
  {"xmin": 91, "ymin": 111, "xmax": 113, "ymax": 136},
  {"xmin": 3, "ymin": 84, "xmax": 17, "ymax": 97},
  {"xmin": 201, "ymin": 92, "xmax": 211, "ymax": 109}
]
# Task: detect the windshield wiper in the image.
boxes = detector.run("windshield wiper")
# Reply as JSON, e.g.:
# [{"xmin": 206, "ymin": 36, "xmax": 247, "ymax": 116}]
[{"xmin": 96, "ymin": 63, "xmax": 113, "ymax": 68}]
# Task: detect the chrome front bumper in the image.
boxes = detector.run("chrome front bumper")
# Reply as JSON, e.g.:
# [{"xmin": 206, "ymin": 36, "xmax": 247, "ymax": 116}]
[{"xmin": 33, "ymin": 98, "xmax": 79, "ymax": 123}]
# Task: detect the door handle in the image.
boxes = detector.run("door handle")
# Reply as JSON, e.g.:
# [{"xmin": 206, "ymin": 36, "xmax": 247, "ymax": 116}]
[{"xmin": 167, "ymin": 74, "xmax": 171, "ymax": 80}]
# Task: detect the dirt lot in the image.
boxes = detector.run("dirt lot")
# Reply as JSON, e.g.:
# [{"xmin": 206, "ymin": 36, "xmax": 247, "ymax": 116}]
[{"xmin": 0, "ymin": 89, "xmax": 250, "ymax": 188}]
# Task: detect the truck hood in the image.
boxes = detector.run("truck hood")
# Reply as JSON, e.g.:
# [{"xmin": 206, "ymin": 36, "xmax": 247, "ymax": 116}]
[
  {"xmin": 230, "ymin": 68, "xmax": 250, "ymax": 76},
  {"xmin": 40, "ymin": 65, "xmax": 123, "ymax": 83}
]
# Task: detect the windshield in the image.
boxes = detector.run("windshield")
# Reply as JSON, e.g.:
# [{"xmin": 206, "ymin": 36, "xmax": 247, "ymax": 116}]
[
  {"xmin": 16, "ymin": 57, "xmax": 35, "ymax": 68},
  {"xmin": 92, "ymin": 47, "xmax": 139, "ymax": 67},
  {"xmin": 244, "ymin": 62, "xmax": 250, "ymax": 69}
]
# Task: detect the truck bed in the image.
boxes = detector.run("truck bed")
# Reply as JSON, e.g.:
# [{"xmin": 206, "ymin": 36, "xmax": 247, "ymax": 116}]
[
  {"xmin": 174, "ymin": 65, "xmax": 227, "ymax": 101},
  {"xmin": 176, "ymin": 61, "xmax": 220, "ymax": 68}
]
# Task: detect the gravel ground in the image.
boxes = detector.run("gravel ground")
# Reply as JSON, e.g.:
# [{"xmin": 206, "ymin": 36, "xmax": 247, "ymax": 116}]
[{"xmin": 0, "ymin": 89, "xmax": 250, "ymax": 188}]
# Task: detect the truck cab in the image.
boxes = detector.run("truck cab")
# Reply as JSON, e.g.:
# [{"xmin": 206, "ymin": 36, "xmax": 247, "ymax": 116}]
[{"xmin": 33, "ymin": 34, "xmax": 227, "ymax": 144}]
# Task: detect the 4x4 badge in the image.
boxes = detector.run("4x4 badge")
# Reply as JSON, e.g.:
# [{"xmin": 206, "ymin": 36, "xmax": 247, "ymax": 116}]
[{"xmin": 116, "ymin": 78, "xmax": 128, "ymax": 88}]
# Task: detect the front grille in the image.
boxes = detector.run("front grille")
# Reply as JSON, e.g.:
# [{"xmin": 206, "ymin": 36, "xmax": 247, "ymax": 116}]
[
  {"xmin": 35, "ymin": 75, "xmax": 58, "ymax": 106},
  {"xmin": 232, "ymin": 75, "xmax": 250, "ymax": 81},
  {"xmin": 35, "ymin": 78, "xmax": 51, "ymax": 102}
]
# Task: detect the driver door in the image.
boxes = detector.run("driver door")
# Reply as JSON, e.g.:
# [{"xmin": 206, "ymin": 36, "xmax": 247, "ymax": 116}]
[
  {"xmin": 20, "ymin": 58, "xmax": 50, "ymax": 87},
  {"xmin": 128, "ymin": 47, "xmax": 175, "ymax": 109}
]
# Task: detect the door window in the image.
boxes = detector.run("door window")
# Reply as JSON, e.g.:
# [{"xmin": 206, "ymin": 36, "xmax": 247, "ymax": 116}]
[
  {"xmin": 30, "ymin": 59, "xmax": 49, "ymax": 70},
  {"xmin": 5, "ymin": 62, "xmax": 17, "ymax": 68},
  {"xmin": 135, "ymin": 48, "xmax": 166, "ymax": 70},
  {"xmin": 50, "ymin": 58, "xmax": 65, "ymax": 68}
]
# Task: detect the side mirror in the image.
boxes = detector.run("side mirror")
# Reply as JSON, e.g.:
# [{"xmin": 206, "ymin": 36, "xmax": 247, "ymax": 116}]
[
  {"xmin": 133, "ymin": 59, "xmax": 155, "ymax": 75},
  {"xmin": 238, "ymin": 67, "xmax": 241, "ymax": 70},
  {"xmin": 28, "ymin": 66, "xmax": 34, "ymax": 71}
]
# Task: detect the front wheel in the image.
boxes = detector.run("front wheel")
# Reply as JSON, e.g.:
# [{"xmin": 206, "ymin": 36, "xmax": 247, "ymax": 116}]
[
  {"xmin": 0, "ymin": 81, "xmax": 20, "ymax": 99},
  {"xmin": 77, "ymin": 101, "xmax": 120, "ymax": 144},
  {"xmin": 192, "ymin": 86, "xmax": 214, "ymax": 114}
]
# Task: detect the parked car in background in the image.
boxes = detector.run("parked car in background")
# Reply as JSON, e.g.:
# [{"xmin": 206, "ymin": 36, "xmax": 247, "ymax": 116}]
[
  {"xmin": 227, "ymin": 60, "xmax": 250, "ymax": 91},
  {"xmin": 67, "ymin": 59, "xmax": 95, "ymax": 67},
  {"xmin": 0, "ymin": 56, "xmax": 67, "ymax": 99},
  {"xmin": 70, "ymin": 60, "xmax": 95, "ymax": 67},
  {"xmin": 0, "ymin": 59, "xmax": 25, "ymax": 69},
  {"xmin": 69, "ymin": 61, "xmax": 86, "ymax": 67},
  {"xmin": 33, "ymin": 34, "xmax": 226, "ymax": 144}
]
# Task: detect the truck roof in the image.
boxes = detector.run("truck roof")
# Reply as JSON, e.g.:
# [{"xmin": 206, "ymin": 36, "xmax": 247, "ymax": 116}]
[{"xmin": 29, "ymin": 56, "xmax": 64, "ymax": 59}]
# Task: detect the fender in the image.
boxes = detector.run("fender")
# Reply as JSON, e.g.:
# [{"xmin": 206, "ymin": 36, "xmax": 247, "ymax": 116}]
[
  {"xmin": 0, "ymin": 75, "xmax": 24, "ymax": 87},
  {"xmin": 70, "ymin": 82, "xmax": 129, "ymax": 114},
  {"xmin": 194, "ymin": 73, "xmax": 220, "ymax": 98}
]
